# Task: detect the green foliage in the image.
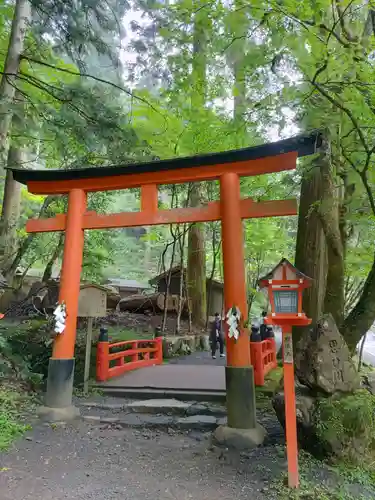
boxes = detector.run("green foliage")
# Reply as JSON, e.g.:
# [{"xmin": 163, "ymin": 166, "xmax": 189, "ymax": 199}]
[
  {"xmin": 314, "ymin": 391, "xmax": 375, "ymax": 462},
  {"xmin": 0, "ymin": 390, "xmax": 31, "ymax": 450},
  {"xmin": 272, "ymin": 449, "xmax": 375, "ymax": 499}
]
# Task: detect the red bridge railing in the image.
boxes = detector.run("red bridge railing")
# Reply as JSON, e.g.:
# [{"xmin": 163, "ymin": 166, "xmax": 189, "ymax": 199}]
[
  {"xmin": 250, "ymin": 338, "xmax": 277, "ymax": 386},
  {"xmin": 96, "ymin": 336, "xmax": 163, "ymax": 382}
]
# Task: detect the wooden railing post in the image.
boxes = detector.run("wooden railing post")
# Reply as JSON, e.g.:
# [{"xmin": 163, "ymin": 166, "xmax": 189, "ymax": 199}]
[
  {"xmin": 155, "ymin": 337, "xmax": 163, "ymax": 365},
  {"xmin": 96, "ymin": 327, "xmax": 109, "ymax": 382},
  {"xmin": 250, "ymin": 342, "xmax": 265, "ymax": 386}
]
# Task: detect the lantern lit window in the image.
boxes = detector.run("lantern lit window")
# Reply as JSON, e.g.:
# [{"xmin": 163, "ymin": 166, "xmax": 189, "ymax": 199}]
[
  {"xmin": 258, "ymin": 259, "xmax": 312, "ymax": 326},
  {"xmin": 274, "ymin": 289, "xmax": 298, "ymax": 313}
]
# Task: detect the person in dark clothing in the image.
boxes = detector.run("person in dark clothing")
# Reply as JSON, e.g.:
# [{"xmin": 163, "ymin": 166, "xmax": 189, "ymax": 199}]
[
  {"xmin": 210, "ymin": 312, "xmax": 225, "ymax": 359},
  {"xmin": 260, "ymin": 310, "xmax": 268, "ymax": 341}
]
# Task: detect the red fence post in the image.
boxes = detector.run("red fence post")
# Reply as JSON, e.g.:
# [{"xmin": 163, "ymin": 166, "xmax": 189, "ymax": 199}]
[
  {"xmin": 251, "ymin": 342, "xmax": 265, "ymax": 386},
  {"xmin": 96, "ymin": 327, "xmax": 109, "ymax": 382},
  {"xmin": 155, "ymin": 337, "xmax": 163, "ymax": 365},
  {"xmin": 250, "ymin": 338, "xmax": 277, "ymax": 387}
]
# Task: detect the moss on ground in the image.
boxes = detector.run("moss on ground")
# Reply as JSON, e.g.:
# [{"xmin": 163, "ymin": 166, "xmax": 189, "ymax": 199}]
[
  {"xmin": 106, "ymin": 326, "xmax": 151, "ymax": 342},
  {"xmin": 0, "ymin": 389, "xmax": 32, "ymax": 450},
  {"xmin": 271, "ymin": 449, "xmax": 375, "ymax": 499},
  {"xmin": 314, "ymin": 390, "xmax": 375, "ymax": 463}
]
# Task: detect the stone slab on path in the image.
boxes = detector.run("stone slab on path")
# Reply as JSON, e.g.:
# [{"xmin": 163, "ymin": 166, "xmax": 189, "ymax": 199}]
[
  {"xmin": 176, "ymin": 415, "xmax": 218, "ymax": 430},
  {"xmin": 126, "ymin": 399, "xmax": 191, "ymax": 415},
  {"xmin": 83, "ymin": 411, "xmax": 220, "ymax": 431}
]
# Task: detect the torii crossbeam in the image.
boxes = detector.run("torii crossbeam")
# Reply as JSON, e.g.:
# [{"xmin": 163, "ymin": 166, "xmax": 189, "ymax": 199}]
[{"xmin": 9, "ymin": 132, "xmax": 320, "ymax": 429}]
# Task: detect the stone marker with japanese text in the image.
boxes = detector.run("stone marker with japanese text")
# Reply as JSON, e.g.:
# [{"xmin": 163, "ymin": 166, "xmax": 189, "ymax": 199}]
[{"xmin": 295, "ymin": 314, "xmax": 360, "ymax": 394}]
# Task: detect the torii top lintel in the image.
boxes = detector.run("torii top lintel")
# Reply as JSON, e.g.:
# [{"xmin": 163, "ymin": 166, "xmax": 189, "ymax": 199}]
[{"xmin": 8, "ymin": 133, "xmax": 320, "ymax": 195}]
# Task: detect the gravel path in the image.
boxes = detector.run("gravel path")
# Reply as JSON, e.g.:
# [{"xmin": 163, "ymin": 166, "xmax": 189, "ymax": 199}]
[{"xmin": 0, "ymin": 420, "xmax": 282, "ymax": 500}]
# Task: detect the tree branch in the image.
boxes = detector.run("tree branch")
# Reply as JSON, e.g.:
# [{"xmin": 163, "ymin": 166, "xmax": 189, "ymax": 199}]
[
  {"xmin": 21, "ymin": 55, "xmax": 164, "ymax": 117},
  {"xmin": 311, "ymin": 80, "xmax": 369, "ymax": 154}
]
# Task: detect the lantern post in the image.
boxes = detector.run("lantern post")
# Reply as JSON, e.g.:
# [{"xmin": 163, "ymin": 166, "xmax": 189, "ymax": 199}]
[{"xmin": 258, "ymin": 259, "xmax": 312, "ymax": 489}]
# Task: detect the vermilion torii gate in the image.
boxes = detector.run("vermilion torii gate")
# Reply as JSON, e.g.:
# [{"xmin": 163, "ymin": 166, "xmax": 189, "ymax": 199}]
[{"xmin": 10, "ymin": 133, "xmax": 319, "ymax": 428}]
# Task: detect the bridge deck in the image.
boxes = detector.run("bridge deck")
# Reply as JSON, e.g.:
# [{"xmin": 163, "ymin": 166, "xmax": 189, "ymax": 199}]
[{"xmin": 98, "ymin": 351, "xmax": 226, "ymax": 393}]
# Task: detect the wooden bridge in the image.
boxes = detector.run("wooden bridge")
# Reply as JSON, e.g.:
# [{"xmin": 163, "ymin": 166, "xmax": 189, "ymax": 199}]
[{"xmin": 95, "ymin": 335, "xmax": 277, "ymax": 402}]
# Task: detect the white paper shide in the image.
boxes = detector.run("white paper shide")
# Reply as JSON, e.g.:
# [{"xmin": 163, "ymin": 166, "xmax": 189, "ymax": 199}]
[
  {"xmin": 53, "ymin": 302, "xmax": 67, "ymax": 335},
  {"xmin": 226, "ymin": 306, "xmax": 241, "ymax": 340}
]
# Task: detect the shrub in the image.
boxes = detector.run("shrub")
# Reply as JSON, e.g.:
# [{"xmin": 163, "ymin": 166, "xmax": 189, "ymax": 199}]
[{"xmin": 314, "ymin": 390, "xmax": 375, "ymax": 462}]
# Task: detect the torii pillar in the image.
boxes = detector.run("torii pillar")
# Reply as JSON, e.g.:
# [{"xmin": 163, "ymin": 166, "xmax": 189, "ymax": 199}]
[
  {"xmin": 40, "ymin": 189, "xmax": 87, "ymax": 421},
  {"xmin": 220, "ymin": 172, "xmax": 257, "ymax": 430}
]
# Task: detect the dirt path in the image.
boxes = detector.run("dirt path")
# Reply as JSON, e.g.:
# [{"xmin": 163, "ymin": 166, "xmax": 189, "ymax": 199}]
[{"xmin": 0, "ymin": 418, "xmax": 282, "ymax": 500}]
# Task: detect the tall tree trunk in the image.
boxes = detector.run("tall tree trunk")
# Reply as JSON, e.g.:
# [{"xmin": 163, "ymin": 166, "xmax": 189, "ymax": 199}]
[
  {"xmin": 206, "ymin": 223, "xmax": 220, "ymax": 327},
  {"xmin": 187, "ymin": 184, "xmax": 206, "ymax": 327},
  {"xmin": 342, "ymin": 251, "xmax": 375, "ymax": 352},
  {"xmin": 0, "ymin": 161, "xmax": 22, "ymax": 269},
  {"xmin": 0, "ymin": 92, "xmax": 25, "ymax": 270},
  {"xmin": 0, "ymin": 0, "xmax": 30, "ymax": 181},
  {"xmin": 4, "ymin": 195, "xmax": 57, "ymax": 281},
  {"xmin": 42, "ymin": 232, "xmax": 64, "ymax": 282},
  {"xmin": 187, "ymin": 3, "xmax": 209, "ymax": 327},
  {"xmin": 176, "ymin": 224, "xmax": 187, "ymax": 335},
  {"xmin": 143, "ymin": 226, "xmax": 151, "ymax": 273},
  {"xmin": 317, "ymin": 136, "xmax": 345, "ymax": 327},
  {"xmin": 232, "ymin": 0, "xmax": 248, "ymax": 145},
  {"xmin": 294, "ymin": 163, "xmax": 328, "ymax": 347}
]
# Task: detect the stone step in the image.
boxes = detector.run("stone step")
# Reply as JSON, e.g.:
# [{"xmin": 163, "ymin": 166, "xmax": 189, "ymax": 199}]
[
  {"xmin": 96, "ymin": 386, "xmax": 226, "ymax": 403},
  {"xmin": 82, "ymin": 412, "xmax": 224, "ymax": 431},
  {"xmin": 79, "ymin": 398, "xmax": 227, "ymax": 418}
]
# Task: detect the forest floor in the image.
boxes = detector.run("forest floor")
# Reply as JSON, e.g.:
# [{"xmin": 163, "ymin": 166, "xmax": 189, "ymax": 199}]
[
  {"xmin": 94, "ymin": 311, "xmax": 209, "ymax": 338},
  {"xmin": 1, "ymin": 390, "xmax": 375, "ymax": 499}
]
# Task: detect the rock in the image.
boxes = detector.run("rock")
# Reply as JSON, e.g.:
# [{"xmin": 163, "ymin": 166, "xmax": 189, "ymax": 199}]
[
  {"xmin": 199, "ymin": 335, "xmax": 210, "ymax": 351},
  {"xmin": 180, "ymin": 343, "xmax": 191, "ymax": 355},
  {"xmin": 99, "ymin": 417, "xmax": 120, "ymax": 424},
  {"xmin": 213, "ymin": 424, "xmax": 266, "ymax": 450},
  {"xmin": 363, "ymin": 372, "xmax": 375, "ymax": 395},
  {"xmin": 126, "ymin": 399, "xmax": 190, "ymax": 416},
  {"xmin": 170, "ymin": 338, "xmax": 184, "ymax": 355},
  {"xmin": 38, "ymin": 405, "xmax": 80, "ymax": 422},
  {"xmin": 82, "ymin": 415, "xmax": 102, "ymax": 422},
  {"xmin": 272, "ymin": 385, "xmax": 319, "ymax": 456},
  {"xmin": 186, "ymin": 403, "xmax": 226, "ymax": 418},
  {"xmin": 295, "ymin": 314, "xmax": 360, "ymax": 395},
  {"xmin": 184, "ymin": 337, "xmax": 196, "ymax": 352},
  {"xmin": 272, "ymin": 386, "xmax": 375, "ymax": 462},
  {"xmin": 80, "ymin": 402, "xmax": 125, "ymax": 410},
  {"xmin": 176, "ymin": 415, "xmax": 218, "ymax": 430}
]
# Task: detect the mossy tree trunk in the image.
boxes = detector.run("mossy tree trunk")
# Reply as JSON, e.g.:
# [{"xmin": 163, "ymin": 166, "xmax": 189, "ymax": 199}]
[
  {"xmin": 342, "ymin": 251, "xmax": 375, "ymax": 352},
  {"xmin": 0, "ymin": 92, "xmax": 25, "ymax": 271},
  {"xmin": 294, "ymin": 162, "xmax": 327, "ymax": 348},
  {"xmin": 294, "ymin": 132, "xmax": 348, "ymax": 347},
  {"xmin": 0, "ymin": 0, "xmax": 30, "ymax": 181},
  {"xmin": 231, "ymin": 0, "xmax": 248, "ymax": 146},
  {"xmin": 187, "ymin": 183, "xmax": 206, "ymax": 327},
  {"xmin": 186, "ymin": 3, "xmax": 209, "ymax": 328},
  {"xmin": 317, "ymin": 135, "xmax": 345, "ymax": 327},
  {"xmin": 42, "ymin": 232, "xmax": 64, "ymax": 282}
]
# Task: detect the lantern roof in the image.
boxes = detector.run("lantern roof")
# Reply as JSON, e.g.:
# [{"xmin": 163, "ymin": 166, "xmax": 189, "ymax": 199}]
[{"xmin": 258, "ymin": 258, "xmax": 312, "ymax": 286}]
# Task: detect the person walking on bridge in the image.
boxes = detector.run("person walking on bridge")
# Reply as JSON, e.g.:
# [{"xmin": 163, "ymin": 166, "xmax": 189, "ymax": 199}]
[{"xmin": 210, "ymin": 312, "xmax": 225, "ymax": 360}]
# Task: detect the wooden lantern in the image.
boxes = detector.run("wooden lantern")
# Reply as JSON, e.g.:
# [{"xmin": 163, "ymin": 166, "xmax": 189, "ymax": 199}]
[{"xmin": 258, "ymin": 258, "xmax": 312, "ymax": 327}]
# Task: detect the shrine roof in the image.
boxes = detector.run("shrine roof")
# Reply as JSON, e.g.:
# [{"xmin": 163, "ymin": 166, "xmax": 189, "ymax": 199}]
[
  {"xmin": 258, "ymin": 258, "xmax": 313, "ymax": 284},
  {"xmin": 8, "ymin": 132, "xmax": 321, "ymax": 186}
]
